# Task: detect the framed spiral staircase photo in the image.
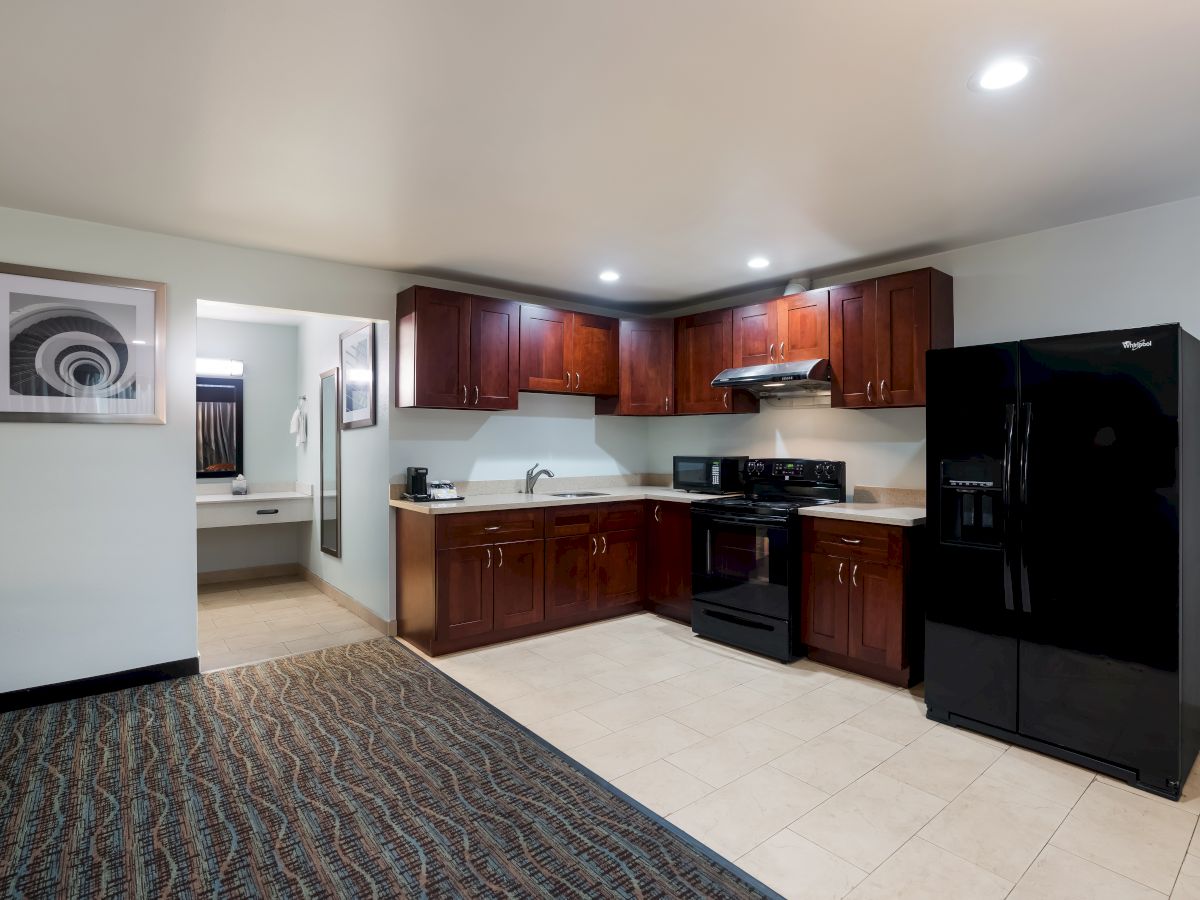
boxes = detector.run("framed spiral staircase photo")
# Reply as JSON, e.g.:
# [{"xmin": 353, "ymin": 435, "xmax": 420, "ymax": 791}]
[{"xmin": 0, "ymin": 261, "xmax": 166, "ymax": 424}]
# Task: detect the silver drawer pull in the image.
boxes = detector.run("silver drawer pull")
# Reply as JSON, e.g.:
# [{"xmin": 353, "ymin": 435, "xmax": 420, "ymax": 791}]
[
  {"xmin": 484, "ymin": 525, "xmax": 502, "ymax": 532},
  {"xmin": 839, "ymin": 536, "xmax": 863, "ymax": 544},
  {"xmin": 256, "ymin": 509, "xmax": 279, "ymax": 515}
]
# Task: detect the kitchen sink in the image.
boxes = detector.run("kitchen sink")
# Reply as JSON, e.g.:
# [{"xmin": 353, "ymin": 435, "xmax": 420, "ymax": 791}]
[{"xmin": 550, "ymin": 491, "xmax": 609, "ymax": 498}]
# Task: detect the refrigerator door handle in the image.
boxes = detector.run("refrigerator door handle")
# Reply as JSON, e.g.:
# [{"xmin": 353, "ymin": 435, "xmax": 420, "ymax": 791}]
[
  {"xmin": 1003, "ymin": 404, "xmax": 1017, "ymax": 508},
  {"xmin": 1018, "ymin": 402, "xmax": 1033, "ymax": 613}
]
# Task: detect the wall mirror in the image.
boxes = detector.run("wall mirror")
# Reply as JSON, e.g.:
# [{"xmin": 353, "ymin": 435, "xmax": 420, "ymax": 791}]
[
  {"xmin": 320, "ymin": 368, "xmax": 342, "ymax": 557},
  {"xmin": 196, "ymin": 377, "xmax": 244, "ymax": 478}
]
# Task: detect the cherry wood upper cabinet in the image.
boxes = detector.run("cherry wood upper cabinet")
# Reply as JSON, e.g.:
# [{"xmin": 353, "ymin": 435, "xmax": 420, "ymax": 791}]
[
  {"xmin": 829, "ymin": 280, "xmax": 877, "ymax": 408},
  {"xmin": 520, "ymin": 305, "xmax": 618, "ymax": 396},
  {"xmin": 596, "ymin": 318, "xmax": 674, "ymax": 416},
  {"xmin": 828, "ymin": 268, "xmax": 953, "ymax": 409},
  {"xmin": 674, "ymin": 309, "xmax": 758, "ymax": 415},
  {"xmin": 732, "ymin": 302, "xmax": 780, "ymax": 367},
  {"xmin": 779, "ymin": 289, "xmax": 830, "ymax": 362},
  {"xmin": 396, "ymin": 286, "xmax": 519, "ymax": 410}
]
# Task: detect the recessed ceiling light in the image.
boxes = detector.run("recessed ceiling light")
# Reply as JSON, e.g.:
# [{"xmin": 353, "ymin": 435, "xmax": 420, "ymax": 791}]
[
  {"xmin": 598, "ymin": 269, "xmax": 620, "ymax": 283},
  {"xmin": 747, "ymin": 256, "xmax": 770, "ymax": 270},
  {"xmin": 971, "ymin": 57, "xmax": 1033, "ymax": 91}
]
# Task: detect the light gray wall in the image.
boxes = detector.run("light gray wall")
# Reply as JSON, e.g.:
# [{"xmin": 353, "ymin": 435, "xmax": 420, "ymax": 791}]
[
  {"xmin": 0, "ymin": 206, "xmax": 402, "ymax": 693},
  {"xmin": 195, "ymin": 317, "xmax": 300, "ymax": 484},
  {"xmin": 296, "ymin": 314, "xmax": 393, "ymax": 623},
  {"xmin": 648, "ymin": 195, "xmax": 1200, "ymax": 489}
]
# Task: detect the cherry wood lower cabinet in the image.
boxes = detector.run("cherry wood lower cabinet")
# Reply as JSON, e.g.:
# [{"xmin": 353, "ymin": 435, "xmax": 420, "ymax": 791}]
[
  {"xmin": 397, "ymin": 502, "xmax": 647, "ymax": 655},
  {"xmin": 644, "ymin": 500, "xmax": 692, "ymax": 623},
  {"xmin": 800, "ymin": 517, "xmax": 924, "ymax": 686}
]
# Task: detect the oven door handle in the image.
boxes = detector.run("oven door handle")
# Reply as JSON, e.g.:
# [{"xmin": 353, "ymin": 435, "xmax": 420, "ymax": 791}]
[{"xmin": 695, "ymin": 515, "xmax": 788, "ymax": 528}]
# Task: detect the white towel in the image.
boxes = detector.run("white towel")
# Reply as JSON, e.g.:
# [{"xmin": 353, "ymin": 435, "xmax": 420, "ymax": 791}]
[{"xmin": 290, "ymin": 405, "xmax": 307, "ymax": 447}]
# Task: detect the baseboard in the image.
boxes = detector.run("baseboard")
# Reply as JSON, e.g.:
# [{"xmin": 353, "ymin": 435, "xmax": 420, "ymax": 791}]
[
  {"xmin": 198, "ymin": 563, "xmax": 301, "ymax": 585},
  {"xmin": 300, "ymin": 566, "xmax": 397, "ymax": 636},
  {"xmin": 0, "ymin": 657, "xmax": 200, "ymax": 713}
]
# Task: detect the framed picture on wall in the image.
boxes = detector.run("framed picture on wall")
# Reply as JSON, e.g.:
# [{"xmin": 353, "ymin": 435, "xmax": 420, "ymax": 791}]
[
  {"xmin": 0, "ymin": 261, "xmax": 166, "ymax": 424},
  {"xmin": 339, "ymin": 321, "xmax": 376, "ymax": 429}
]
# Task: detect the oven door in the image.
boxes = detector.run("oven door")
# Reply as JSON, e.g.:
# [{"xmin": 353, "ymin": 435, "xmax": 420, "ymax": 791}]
[{"xmin": 691, "ymin": 511, "xmax": 791, "ymax": 620}]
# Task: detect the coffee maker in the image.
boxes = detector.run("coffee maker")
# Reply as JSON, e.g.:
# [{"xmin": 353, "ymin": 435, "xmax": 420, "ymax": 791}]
[{"xmin": 404, "ymin": 466, "xmax": 429, "ymax": 500}]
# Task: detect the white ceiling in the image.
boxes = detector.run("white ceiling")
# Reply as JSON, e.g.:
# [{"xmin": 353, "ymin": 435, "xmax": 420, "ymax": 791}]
[{"xmin": 2, "ymin": 1, "xmax": 1199, "ymax": 306}]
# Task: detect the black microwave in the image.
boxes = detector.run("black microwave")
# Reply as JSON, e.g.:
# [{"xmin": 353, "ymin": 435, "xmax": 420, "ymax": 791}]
[{"xmin": 673, "ymin": 456, "xmax": 747, "ymax": 494}]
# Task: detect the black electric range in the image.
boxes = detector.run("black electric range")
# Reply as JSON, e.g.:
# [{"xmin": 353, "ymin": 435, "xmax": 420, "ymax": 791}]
[{"xmin": 690, "ymin": 457, "xmax": 846, "ymax": 661}]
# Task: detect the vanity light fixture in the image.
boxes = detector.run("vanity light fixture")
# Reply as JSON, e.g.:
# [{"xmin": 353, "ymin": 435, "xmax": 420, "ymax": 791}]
[{"xmin": 196, "ymin": 357, "xmax": 245, "ymax": 377}]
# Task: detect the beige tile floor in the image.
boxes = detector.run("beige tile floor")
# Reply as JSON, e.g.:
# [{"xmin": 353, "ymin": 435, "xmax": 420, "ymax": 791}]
[
  {"xmin": 413, "ymin": 612, "xmax": 1200, "ymax": 899},
  {"xmin": 198, "ymin": 575, "xmax": 384, "ymax": 671}
]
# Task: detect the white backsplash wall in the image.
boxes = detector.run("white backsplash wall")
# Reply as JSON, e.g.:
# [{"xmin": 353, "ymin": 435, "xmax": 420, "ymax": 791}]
[
  {"xmin": 296, "ymin": 314, "xmax": 393, "ymax": 624},
  {"xmin": 648, "ymin": 406, "xmax": 927, "ymax": 491},
  {"xmin": 390, "ymin": 392, "xmax": 651, "ymax": 485},
  {"xmin": 195, "ymin": 317, "xmax": 300, "ymax": 484}
]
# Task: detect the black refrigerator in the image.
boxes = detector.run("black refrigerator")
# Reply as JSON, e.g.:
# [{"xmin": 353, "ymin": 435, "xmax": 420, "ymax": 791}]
[{"xmin": 925, "ymin": 323, "xmax": 1200, "ymax": 799}]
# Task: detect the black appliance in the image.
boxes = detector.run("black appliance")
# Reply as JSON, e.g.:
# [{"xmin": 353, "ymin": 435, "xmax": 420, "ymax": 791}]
[
  {"xmin": 925, "ymin": 323, "xmax": 1200, "ymax": 799},
  {"xmin": 405, "ymin": 466, "xmax": 429, "ymax": 500},
  {"xmin": 691, "ymin": 457, "xmax": 846, "ymax": 661},
  {"xmin": 673, "ymin": 456, "xmax": 748, "ymax": 494}
]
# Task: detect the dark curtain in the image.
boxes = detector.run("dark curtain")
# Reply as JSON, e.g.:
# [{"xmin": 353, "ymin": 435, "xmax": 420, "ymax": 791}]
[{"xmin": 197, "ymin": 401, "xmax": 237, "ymax": 472}]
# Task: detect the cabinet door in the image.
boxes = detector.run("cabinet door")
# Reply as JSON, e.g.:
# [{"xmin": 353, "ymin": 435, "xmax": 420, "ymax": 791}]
[
  {"xmin": 571, "ymin": 313, "xmax": 619, "ymax": 396},
  {"xmin": 778, "ymin": 289, "xmax": 830, "ymax": 362},
  {"xmin": 646, "ymin": 501, "xmax": 692, "ymax": 622},
  {"xmin": 875, "ymin": 270, "xmax": 929, "ymax": 408},
  {"xmin": 829, "ymin": 280, "xmax": 877, "ymax": 408},
  {"xmin": 545, "ymin": 535, "xmax": 594, "ymax": 620},
  {"xmin": 592, "ymin": 528, "xmax": 642, "ymax": 609},
  {"xmin": 732, "ymin": 302, "xmax": 780, "ymax": 368},
  {"xmin": 470, "ymin": 297, "xmax": 520, "ymax": 410},
  {"xmin": 675, "ymin": 309, "xmax": 733, "ymax": 414},
  {"xmin": 435, "ymin": 545, "xmax": 494, "ymax": 641},
  {"xmin": 413, "ymin": 288, "xmax": 470, "ymax": 408},
  {"xmin": 617, "ymin": 318, "xmax": 673, "ymax": 415},
  {"xmin": 802, "ymin": 553, "xmax": 849, "ymax": 654},
  {"xmin": 519, "ymin": 305, "xmax": 572, "ymax": 393},
  {"xmin": 848, "ymin": 559, "xmax": 904, "ymax": 668},
  {"xmin": 492, "ymin": 539, "xmax": 545, "ymax": 631}
]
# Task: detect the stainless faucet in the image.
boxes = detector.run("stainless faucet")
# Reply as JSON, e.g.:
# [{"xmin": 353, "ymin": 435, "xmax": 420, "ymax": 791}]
[{"xmin": 525, "ymin": 463, "xmax": 555, "ymax": 494}]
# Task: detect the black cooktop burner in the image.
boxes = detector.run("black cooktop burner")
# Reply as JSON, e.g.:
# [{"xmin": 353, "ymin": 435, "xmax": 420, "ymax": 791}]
[{"xmin": 689, "ymin": 457, "xmax": 847, "ymax": 520}]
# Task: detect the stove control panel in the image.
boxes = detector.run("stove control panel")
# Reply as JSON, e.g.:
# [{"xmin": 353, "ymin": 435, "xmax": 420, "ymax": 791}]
[{"xmin": 746, "ymin": 458, "xmax": 845, "ymax": 485}]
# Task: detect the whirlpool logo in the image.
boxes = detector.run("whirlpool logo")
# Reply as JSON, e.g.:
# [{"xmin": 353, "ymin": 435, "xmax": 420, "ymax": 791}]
[{"xmin": 1122, "ymin": 339, "xmax": 1153, "ymax": 351}]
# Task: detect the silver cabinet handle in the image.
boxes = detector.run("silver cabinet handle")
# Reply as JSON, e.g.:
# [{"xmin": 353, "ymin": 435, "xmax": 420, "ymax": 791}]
[
  {"xmin": 497, "ymin": 545, "xmax": 504, "ymax": 568},
  {"xmin": 866, "ymin": 380, "xmax": 874, "ymax": 404},
  {"xmin": 881, "ymin": 379, "xmax": 890, "ymax": 403},
  {"xmin": 575, "ymin": 372, "xmax": 581, "ymax": 389},
  {"xmin": 837, "ymin": 561, "xmax": 845, "ymax": 585},
  {"xmin": 769, "ymin": 343, "xmax": 776, "ymax": 361},
  {"xmin": 474, "ymin": 385, "xmax": 480, "ymax": 405},
  {"xmin": 564, "ymin": 371, "xmax": 570, "ymax": 386},
  {"xmin": 839, "ymin": 536, "xmax": 862, "ymax": 545},
  {"xmin": 722, "ymin": 390, "xmax": 729, "ymax": 409},
  {"xmin": 484, "ymin": 525, "xmax": 501, "ymax": 532},
  {"xmin": 654, "ymin": 505, "xmax": 661, "ymax": 523},
  {"xmin": 780, "ymin": 341, "xmax": 786, "ymax": 360},
  {"xmin": 486, "ymin": 547, "xmax": 492, "ymax": 568},
  {"xmin": 664, "ymin": 396, "xmax": 670, "ymax": 412},
  {"xmin": 852, "ymin": 563, "xmax": 859, "ymax": 587},
  {"xmin": 601, "ymin": 535, "xmax": 607, "ymax": 555},
  {"xmin": 591, "ymin": 536, "xmax": 598, "ymax": 556},
  {"xmin": 462, "ymin": 384, "xmax": 467, "ymax": 404}
]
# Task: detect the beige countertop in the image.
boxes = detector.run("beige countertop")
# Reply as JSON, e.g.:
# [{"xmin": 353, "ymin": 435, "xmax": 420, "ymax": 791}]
[
  {"xmin": 197, "ymin": 490, "xmax": 310, "ymax": 505},
  {"xmin": 390, "ymin": 487, "xmax": 925, "ymax": 525},
  {"xmin": 389, "ymin": 485, "xmax": 722, "ymax": 514},
  {"xmin": 798, "ymin": 503, "xmax": 926, "ymax": 527}
]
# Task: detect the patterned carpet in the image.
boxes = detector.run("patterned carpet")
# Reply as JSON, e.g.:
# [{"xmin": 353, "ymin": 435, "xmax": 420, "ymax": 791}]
[{"xmin": 0, "ymin": 639, "xmax": 779, "ymax": 898}]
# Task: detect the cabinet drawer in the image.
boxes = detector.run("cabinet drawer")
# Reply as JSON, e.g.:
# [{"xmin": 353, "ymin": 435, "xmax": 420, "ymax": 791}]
[
  {"xmin": 435, "ymin": 509, "xmax": 544, "ymax": 548},
  {"xmin": 807, "ymin": 518, "xmax": 902, "ymax": 564},
  {"xmin": 545, "ymin": 504, "xmax": 597, "ymax": 537},
  {"xmin": 596, "ymin": 501, "xmax": 644, "ymax": 532},
  {"xmin": 196, "ymin": 496, "xmax": 312, "ymax": 529}
]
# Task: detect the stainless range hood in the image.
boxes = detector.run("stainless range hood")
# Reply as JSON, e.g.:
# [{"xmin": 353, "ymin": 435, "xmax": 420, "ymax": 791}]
[{"xmin": 710, "ymin": 358, "xmax": 832, "ymax": 397}]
